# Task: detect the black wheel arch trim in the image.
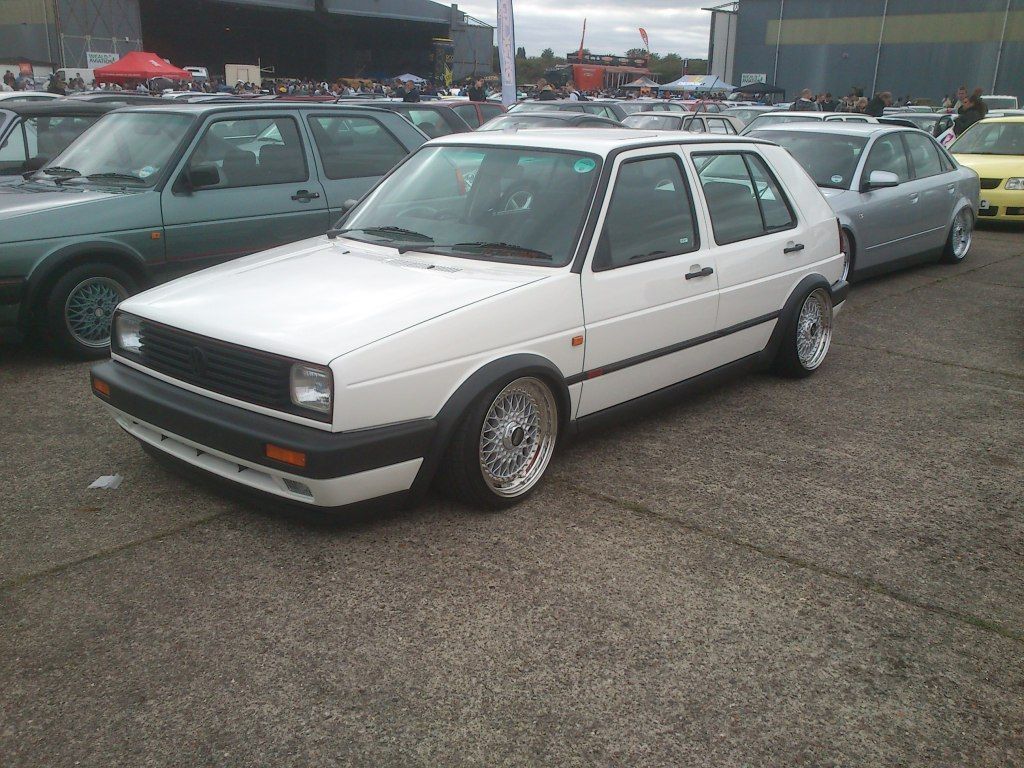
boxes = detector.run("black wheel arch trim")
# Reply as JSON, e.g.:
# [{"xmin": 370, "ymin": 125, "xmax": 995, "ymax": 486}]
[{"xmin": 405, "ymin": 353, "xmax": 572, "ymax": 503}]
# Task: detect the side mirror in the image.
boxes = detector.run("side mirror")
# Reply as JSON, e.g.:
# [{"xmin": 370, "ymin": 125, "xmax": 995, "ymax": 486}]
[
  {"xmin": 185, "ymin": 163, "xmax": 220, "ymax": 191},
  {"xmin": 340, "ymin": 198, "xmax": 358, "ymax": 213},
  {"xmin": 865, "ymin": 170, "xmax": 900, "ymax": 190}
]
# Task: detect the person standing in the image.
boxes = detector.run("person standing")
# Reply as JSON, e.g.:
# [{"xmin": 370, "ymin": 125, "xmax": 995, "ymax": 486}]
[
  {"xmin": 864, "ymin": 91, "xmax": 891, "ymax": 117},
  {"xmin": 953, "ymin": 85, "xmax": 969, "ymax": 113},
  {"xmin": 953, "ymin": 89, "xmax": 988, "ymax": 135},
  {"xmin": 536, "ymin": 79, "xmax": 558, "ymax": 100},
  {"xmin": 401, "ymin": 80, "xmax": 421, "ymax": 103},
  {"xmin": 820, "ymin": 92, "xmax": 838, "ymax": 111},
  {"xmin": 467, "ymin": 78, "xmax": 486, "ymax": 102},
  {"xmin": 790, "ymin": 89, "xmax": 820, "ymax": 111}
]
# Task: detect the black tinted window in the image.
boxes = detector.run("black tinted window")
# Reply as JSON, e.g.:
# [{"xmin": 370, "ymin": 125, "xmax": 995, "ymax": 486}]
[
  {"xmin": 695, "ymin": 152, "xmax": 796, "ymax": 244},
  {"xmin": 595, "ymin": 155, "xmax": 698, "ymax": 270},
  {"xmin": 452, "ymin": 104, "xmax": 480, "ymax": 127},
  {"xmin": 903, "ymin": 132, "xmax": 944, "ymax": 178},
  {"xmin": 864, "ymin": 135, "xmax": 911, "ymax": 183},
  {"xmin": 190, "ymin": 116, "xmax": 307, "ymax": 188},
  {"xmin": 307, "ymin": 115, "xmax": 406, "ymax": 179}
]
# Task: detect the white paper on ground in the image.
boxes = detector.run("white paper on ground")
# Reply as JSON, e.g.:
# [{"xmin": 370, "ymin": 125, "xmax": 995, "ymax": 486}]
[{"xmin": 88, "ymin": 474, "xmax": 123, "ymax": 490}]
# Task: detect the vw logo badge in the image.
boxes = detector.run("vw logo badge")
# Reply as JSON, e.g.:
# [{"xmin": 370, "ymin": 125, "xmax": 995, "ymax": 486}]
[{"xmin": 190, "ymin": 346, "xmax": 208, "ymax": 376}]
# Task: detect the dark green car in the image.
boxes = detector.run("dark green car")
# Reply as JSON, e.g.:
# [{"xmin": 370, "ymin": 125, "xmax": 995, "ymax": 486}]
[{"xmin": 0, "ymin": 102, "xmax": 426, "ymax": 357}]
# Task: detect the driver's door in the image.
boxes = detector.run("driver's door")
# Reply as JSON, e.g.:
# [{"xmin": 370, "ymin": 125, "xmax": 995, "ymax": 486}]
[{"xmin": 161, "ymin": 113, "xmax": 329, "ymax": 267}]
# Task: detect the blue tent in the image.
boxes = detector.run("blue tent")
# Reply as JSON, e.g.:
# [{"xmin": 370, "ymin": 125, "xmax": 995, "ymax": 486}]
[{"xmin": 659, "ymin": 75, "xmax": 736, "ymax": 93}]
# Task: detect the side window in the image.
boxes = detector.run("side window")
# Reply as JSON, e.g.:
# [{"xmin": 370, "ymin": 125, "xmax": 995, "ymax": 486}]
[
  {"xmin": 686, "ymin": 117, "xmax": 706, "ymax": 133},
  {"xmin": 451, "ymin": 104, "xmax": 480, "ymax": 128},
  {"xmin": 594, "ymin": 155, "xmax": 698, "ymax": 271},
  {"xmin": 188, "ymin": 116, "xmax": 307, "ymax": 189},
  {"xmin": 404, "ymin": 108, "xmax": 455, "ymax": 138},
  {"xmin": 903, "ymin": 132, "xmax": 944, "ymax": 178},
  {"xmin": 0, "ymin": 124, "xmax": 29, "ymax": 170},
  {"xmin": 863, "ymin": 135, "xmax": 911, "ymax": 183},
  {"xmin": 695, "ymin": 152, "xmax": 795, "ymax": 244},
  {"xmin": 707, "ymin": 118, "xmax": 730, "ymax": 135},
  {"xmin": 307, "ymin": 115, "xmax": 407, "ymax": 179},
  {"xmin": 479, "ymin": 105, "xmax": 504, "ymax": 122}
]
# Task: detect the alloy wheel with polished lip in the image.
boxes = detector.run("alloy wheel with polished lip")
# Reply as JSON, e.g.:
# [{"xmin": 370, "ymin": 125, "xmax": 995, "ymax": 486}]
[{"xmin": 64, "ymin": 276, "xmax": 129, "ymax": 349}]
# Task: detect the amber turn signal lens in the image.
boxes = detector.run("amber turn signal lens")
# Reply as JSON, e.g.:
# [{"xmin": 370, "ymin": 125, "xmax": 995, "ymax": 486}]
[
  {"xmin": 92, "ymin": 377, "xmax": 111, "ymax": 397},
  {"xmin": 571, "ymin": 335, "xmax": 584, "ymax": 347},
  {"xmin": 265, "ymin": 443, "xmax": 307, "ymax": 468}
]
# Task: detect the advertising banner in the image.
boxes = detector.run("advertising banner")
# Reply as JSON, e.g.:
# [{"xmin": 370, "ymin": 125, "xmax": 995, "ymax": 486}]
[
  {"xmin": 497, "ymin": 0, "xmax": 516, "ymax": 107},
  {"xmin": 86, "ymin": 51, "xmax": 119, "ymax": 68}
]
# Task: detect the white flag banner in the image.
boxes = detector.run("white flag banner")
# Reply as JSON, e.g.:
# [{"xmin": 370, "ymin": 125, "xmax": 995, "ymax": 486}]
[
  {"xmin": 497, "ymin": 0, "xmax": 517, "ymax": 107},
  {"xmin": 937, "ymin": 126, "xmax": 957, "ymax": 148}
]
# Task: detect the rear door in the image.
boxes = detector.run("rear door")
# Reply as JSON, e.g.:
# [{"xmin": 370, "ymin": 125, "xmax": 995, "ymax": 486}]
[
  {"xmin": 305, "ymin": 112, "xmax": 412, "ymax": 212},
  {"xmin": 161, "ymin": 112, "xmax": 330, "ymax": 266},
  {"xmin": 902, "ymin": 130, "xmax": 956, "ymax": 250},
  {"xmin": 578, "ymin": 150, "xmax": 719, "ymax": 417}
]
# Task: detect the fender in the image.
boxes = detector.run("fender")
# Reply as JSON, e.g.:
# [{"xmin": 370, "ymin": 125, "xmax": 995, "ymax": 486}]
[
  {"xmin": 19, "ymin": 239, "xmax": 152, "ymax": 327},
  {"xmin": 763, "ymin": 273, "xmax": 835, "ymax": 364},
  {"xmin": 404, "ymin": 353, "xmax": 572, "ymax": 504}
]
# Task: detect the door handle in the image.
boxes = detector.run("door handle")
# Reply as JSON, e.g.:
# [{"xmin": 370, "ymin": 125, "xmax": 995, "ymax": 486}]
[
  {"xmin": 947, "ymin": 184, "xmax": 956, "ymax": 194},
  {"xmin": 783, "ymin": 243, "xmax": 804, "ymax": 254},
  {"xmin": 909, "ymin": 193, "xmax": 920, "ymax": 203},
  {"xmin": 291, "ymin": 189, "xmax": 321, "ymax": 202},
  {"xmin": 685, "ymin": 266, "xmax": 714, "ymax": 280}
]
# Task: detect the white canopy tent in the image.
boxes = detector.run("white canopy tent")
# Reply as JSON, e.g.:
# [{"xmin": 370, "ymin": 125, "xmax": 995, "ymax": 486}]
[
  {"xmin": 659, "ymin": 75, "xmax": 736, "ymax": 93},
  {"xmin": 393, "ymin": 73, "xmax": 427, "ymax": 84}
]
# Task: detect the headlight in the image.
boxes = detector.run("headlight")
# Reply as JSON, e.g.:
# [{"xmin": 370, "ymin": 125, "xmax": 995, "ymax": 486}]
[
  {"xmin": 290, "ymin": 363, "xmax": 333, "ymax": 414},
  {"xmin": 1005, "ymin": 177, "xmax": 1024, "ymax": 190},
  {"xmin": 114, "ymin": 313, "xmax": 142, "ymax": 355}
]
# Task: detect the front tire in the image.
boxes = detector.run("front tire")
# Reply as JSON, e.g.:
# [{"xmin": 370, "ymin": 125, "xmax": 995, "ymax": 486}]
[
  {"xmin": 43, "ymin": 263, "xmax": 135, "ymax": 359},
  {"xmin": 437, "ymin": 376, "xmax": 559, "ymax": 510},
  {"xmin": 942, "ymin": 207, "xmax": 973, "ymax": 264},
  {"xmin": 773, "ymin": 287, "xmax": 834, "ymax": 379}
]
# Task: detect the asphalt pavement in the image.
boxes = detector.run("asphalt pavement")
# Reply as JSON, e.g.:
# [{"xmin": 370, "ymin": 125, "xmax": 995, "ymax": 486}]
[{"xmin": 1, "ymin": 229, "xmax": 1022, "ymax": 767}]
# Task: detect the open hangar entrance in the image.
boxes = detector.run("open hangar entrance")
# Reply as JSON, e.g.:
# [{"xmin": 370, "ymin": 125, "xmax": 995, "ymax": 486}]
[{"xmin": 139, "ymin": 0, "xmax": 447, "ymax": 81}]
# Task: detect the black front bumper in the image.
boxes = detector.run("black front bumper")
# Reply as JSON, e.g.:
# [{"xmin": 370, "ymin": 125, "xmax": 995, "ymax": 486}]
[
  {"xmin": 90, "ymin": 360, "xmax": 437, "ymax": 480},
  {"xmin": 831, "ymin": 279, "xmax": 850, "ymax": 305}
]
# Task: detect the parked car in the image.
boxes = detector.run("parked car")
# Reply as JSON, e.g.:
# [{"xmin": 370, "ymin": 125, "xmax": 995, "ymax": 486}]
[
  {"xmin": 0, "ymin": 100, "xmax": 116, "ymax": 176},
  {"xmin": 0, "ymin": 91, "xmax": 62, "ymax": 103},
  {"xmin": 446, "ymin": 100, "xmax": 506, "ymax": 128},
  {"xmin": 344, "ymin": 100, "xmax": 474, "ymax": 137},
  {"xmin": 507, "ymin": 100, "xmax": 629, "ymax": 121},
  {"xmin": 721, "ymin": 105, "xmax": 777, "ymax": 126},
  {"xmin": 950, "ymin": 116, "xmax": 1024, "ymax": 222},
  {"xmin": 91, "ymin": 130, "xmax": 848, "ymax": 513},
  {"xmin": 982, "ymin": 95, "xmax": 1019, "ymax": 111},
  {"xmin": 478, "ymin": 112, "xmax": 621, "ymax": 131},
  {"xmin": 615, "ymin": 100, "xmax": 690, "ymax": 115},
  {"xmin": 0, "ymin": 102, "xmax": 426, "ymax": 357},
  {"xmin": 881, "ymin": 111, "xmax": 954, "ymax": 136},
  {"xmin": 66, "ymin": 92, "xmax": 169, "ymax": 106},
  {"xmin": 741, "ymin": 111, "xmax": 878, "ymax": 135},
  {"xmin": 749, "ymin": 123, "xmax": 978, "ymax": 279},
  {"xmin": 622, "ymin": 112, "xmax": 744, "ymax": 134}
]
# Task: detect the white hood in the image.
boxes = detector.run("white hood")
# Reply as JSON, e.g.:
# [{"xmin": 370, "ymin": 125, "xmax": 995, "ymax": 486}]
[{"xmin": 119, "ymin": 236, "xmax": 550, "ymax": 365}]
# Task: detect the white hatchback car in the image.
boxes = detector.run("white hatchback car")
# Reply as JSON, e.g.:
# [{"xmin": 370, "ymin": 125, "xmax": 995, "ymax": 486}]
[{"xmin": 91, "ymin": 130, "xmax": 849, "ymax": 512}]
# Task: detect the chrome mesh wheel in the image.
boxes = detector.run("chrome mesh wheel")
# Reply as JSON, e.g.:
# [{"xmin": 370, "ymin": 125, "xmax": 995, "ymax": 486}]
[
  {"xmin": 796, "ymin": 288, "xmax": 833, "ymax": 371},
  {"xmin": 951, "ymin": 207, "xmax": 973, "ymax": 261},
  {"xmin": 64, "ymin": 276, "xmax": 127, "ymax": 348},
  {"xmin": 478, "ymin": 377, "xmax": 557, "ymax": 498}
]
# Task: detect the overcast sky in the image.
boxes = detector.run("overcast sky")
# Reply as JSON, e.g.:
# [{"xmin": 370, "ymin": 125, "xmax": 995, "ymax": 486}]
[{"xmin": 455, "ymin": 0, "xmax": 714, "ymax": 58}]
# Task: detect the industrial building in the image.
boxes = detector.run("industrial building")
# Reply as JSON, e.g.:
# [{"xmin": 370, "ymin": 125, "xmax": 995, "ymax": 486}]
[
  {"xmin": 709, "ymin": 0, "xmax": 1023, "ymax": 102},
  {"xmin": 0, "ymin": 0, "xmax": 493, "ymax": 84}
]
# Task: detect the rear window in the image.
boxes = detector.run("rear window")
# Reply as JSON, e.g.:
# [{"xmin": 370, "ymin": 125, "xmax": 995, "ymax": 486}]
[{"xmin": 748, "ymin": 129, "xmax": 867, "ymax": 189}]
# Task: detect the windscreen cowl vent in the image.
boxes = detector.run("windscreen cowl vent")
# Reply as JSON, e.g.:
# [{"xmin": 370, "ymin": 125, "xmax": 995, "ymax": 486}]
[{"xmin": 384, "ymin": 258, "xmax": 461, "ymax": 273}]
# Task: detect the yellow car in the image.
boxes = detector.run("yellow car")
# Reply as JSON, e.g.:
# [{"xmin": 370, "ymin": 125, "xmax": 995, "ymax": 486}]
[{"xmin": 951, "ymin": 116, "xmax": 1024, "ymax": 222}]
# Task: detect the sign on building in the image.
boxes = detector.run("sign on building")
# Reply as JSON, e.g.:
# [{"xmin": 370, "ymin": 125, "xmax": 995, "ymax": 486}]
[
  {"xmin": 86, "ymin": 51, "xmax": 119, "ymax": 68},
  {"xmin": 740, "ymin": 72, "xmax": 767, "ymax": 86}
]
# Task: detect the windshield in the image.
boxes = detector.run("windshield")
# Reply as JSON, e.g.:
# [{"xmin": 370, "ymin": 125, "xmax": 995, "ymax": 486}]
[
  {"xmin": 742, "ymin": 113, "xmax": 821, "ymax": 134},
  {"xmin": 477, "ymin": 115, "xmax": 564, "ymax": 131},
  {"xmin": 951, "ymin": 122, "xmax": 1024, "ymax": 155},
  {"xmin": 338, "ymin": 145, "xmax": 602, "ymax": 267},
  {"xmin": 40, "ymin": 111, "xmax": 195, "ymax": 185},
  {"xmin": 622, "ymin": 114, "xmax": 680, "ymax": 130},
  {"xmin": 748, "ymin": 130, "xmax": 867, "ymax": 189},
  {"xmin": 985, "ymin": 97, "xmax": 1017, "ymax": 110},
  {"xmin": 723, "ymin": 108, "xmax": 766, "ymax": 125}
]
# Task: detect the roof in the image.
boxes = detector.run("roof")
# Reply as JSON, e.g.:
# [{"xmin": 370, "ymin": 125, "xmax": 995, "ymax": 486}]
[
  {"xmin": 0, "ymin": 100, "xmax": 116, "ymax": 117},
  {"xmin": 978, "ymin": 115, "xmax": 1024, "ymax": 123},
  {"xmin": 115, "ymin": 101, "xmax": 397, "ymax": 116},
  {"xmin": 428, "ymin": 128, "xmax": 769, "ymax": 154},
  {"xmin": 746, "ymin": 122, "xmax": 903, "ymax": 137}
]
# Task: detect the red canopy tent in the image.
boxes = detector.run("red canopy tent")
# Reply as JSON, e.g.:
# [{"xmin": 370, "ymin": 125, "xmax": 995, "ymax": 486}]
[{"xmin": 93, "ymin": 52, "xmax": 191, "ymax": 83}]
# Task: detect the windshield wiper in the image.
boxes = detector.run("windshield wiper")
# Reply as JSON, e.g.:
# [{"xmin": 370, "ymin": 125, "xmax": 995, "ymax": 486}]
[
  {"xmin": 328, "ymin": 225, "xmax": 434, "ymax": 242},
  {"xmin": 86, "ymin": 172, "xmax": 146, "ymax": 184},
  {"xmin": 39, "ymin": 166, "xmax": 81, "ymax": 184},
  {"xmin": 428, "ymin": 242, "xmax": 555, "ymax": 260}
]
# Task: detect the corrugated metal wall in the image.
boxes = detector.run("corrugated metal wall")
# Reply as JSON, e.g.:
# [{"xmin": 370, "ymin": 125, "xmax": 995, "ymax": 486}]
[{"xmin": 734, "ymin": 0, "xmax": 1022, "ymax": 101}]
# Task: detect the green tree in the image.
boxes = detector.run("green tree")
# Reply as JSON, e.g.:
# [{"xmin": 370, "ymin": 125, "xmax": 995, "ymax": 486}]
[
  {"xmin": 516, "ymin": 46, "xmax": 526, "ymax": 59},
  {"xmin": 540, "ymin": 48, "xmax": 555, "ymax": 63}
]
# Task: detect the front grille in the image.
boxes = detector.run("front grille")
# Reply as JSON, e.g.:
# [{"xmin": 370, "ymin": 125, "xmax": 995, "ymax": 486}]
[
  {"xmin": 980, "ymin": 178, "xmax": 1002, "ymax": 189},
  {"xmin": 136, "ymin": 320, "xmax": 305, "ymax": 417},
  {"xmin": 1006, "ymin": 207, "xmax": 1024, "ymax": 216}
]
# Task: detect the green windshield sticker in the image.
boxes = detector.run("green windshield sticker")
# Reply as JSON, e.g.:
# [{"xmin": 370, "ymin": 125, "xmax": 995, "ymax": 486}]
[{"xmin": 574, "ymin": 158, "xmax": 596, "ymax": 173}]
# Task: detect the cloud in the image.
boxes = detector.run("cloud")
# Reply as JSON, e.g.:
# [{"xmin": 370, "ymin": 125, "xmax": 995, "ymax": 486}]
[{"xmin": 456, "ymin": 0, "xmax": 713, "ymax": 58}]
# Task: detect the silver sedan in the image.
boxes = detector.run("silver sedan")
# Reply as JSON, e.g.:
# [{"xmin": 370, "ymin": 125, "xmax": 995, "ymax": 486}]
[{"xmin": 748, "ymin": 123, "xmax": 979, "ymax": 280}]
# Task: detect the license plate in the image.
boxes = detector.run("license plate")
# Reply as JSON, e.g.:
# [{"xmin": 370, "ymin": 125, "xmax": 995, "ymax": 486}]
[{"xmin": 980, "ymin": 200, "xmax": 990, "ymax": 210}]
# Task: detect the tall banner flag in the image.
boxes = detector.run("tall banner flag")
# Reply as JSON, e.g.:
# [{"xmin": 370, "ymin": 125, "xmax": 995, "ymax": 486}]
[
  {"xmin": 578, "ymin": 19, "xmax": 587, "ymax": 62},
  {"xmin": 639, "ymin": 27, "xmax": 649, "ymax": 51},
  {"xmin": 497, "ymin": 0, "xmax": 517, "ymax": 107}
]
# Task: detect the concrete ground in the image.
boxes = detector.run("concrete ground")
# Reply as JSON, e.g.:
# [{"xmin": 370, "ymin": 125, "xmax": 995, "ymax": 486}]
[{"xmin": 1, "ymin": 229, "xmax": 1022, "ymax": 767}]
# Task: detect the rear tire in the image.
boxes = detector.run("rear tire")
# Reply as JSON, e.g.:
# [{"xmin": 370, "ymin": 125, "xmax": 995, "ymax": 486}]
[
  {"xmin": 437, "ymin": 376, "xmax": 559, "ymax": 510},
  {"xmin": 942, "ymin": 207, "xmax": 973, "ymax": 264},
  {"xmin": 773, "ymin": 287, "xmax": 834, "ymax": 379},
  {"xmin": 43, "ymin": 263, "xmax": 135, "ymax": 360}
]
